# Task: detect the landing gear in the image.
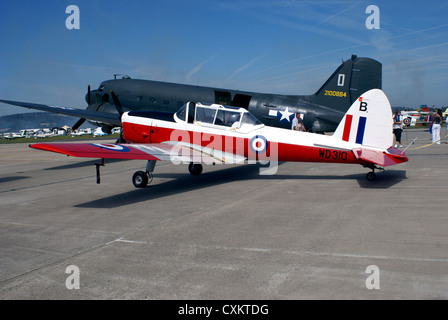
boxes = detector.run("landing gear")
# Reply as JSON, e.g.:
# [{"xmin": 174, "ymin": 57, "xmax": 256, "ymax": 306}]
[
  {"xmin": 363, "ymin": 164, "xmax": 384, "ymax": 182},
  {"xmin": 132, "ymin": 171, "xmax": 153, "ymax": 188},
  {"xmin": 132, "ymin": 160, "xmax": 156, "ymax": 188},
  {"xmin": 366, "ymin": 171, "xmax": 376, "ymax": 181},
  {"xmin": 188, "ymin": 163, "xmax": 203, "ymax": 176},
  {"xmin": 130, "ymin": 161, "xmax": 203, "ymax": 188}
]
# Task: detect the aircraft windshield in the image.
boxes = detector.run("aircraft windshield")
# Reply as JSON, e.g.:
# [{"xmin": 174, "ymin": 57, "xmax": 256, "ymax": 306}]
[
  {"xmin": 175, "ymin": 102, "xmax": 196, "ymax": 123},
  {"xmin": 175, "ymin": 102, "xmax": 263, "ymax": 129},
  {"xmin": 175, "ymin": 104, "xmax": 187, "ymax": 122}
]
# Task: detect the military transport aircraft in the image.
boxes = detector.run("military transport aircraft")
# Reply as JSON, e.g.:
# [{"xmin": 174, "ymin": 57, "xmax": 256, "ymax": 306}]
[
  {"xmin": 29, "ymin": 89, "xmax": 408, "ymax": 188},
  {"xmin": 0, "ymin": 55, "xmax": 381, "ymax": 134}
]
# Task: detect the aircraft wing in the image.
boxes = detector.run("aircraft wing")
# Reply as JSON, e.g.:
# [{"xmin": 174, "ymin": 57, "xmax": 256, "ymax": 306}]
[
  {"xmin": 0, "ymin": 99, "xmax": 121, "ymax": 126},
  {"xmin": 353, "ymin": 147, "xmax": 408, "ymax": 167},
  {"xmin": 29, "ymin": 142, "xmax": 246, "ymax": 165}
]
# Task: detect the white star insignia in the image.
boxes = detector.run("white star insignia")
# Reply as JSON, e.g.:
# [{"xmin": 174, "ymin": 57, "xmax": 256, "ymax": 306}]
[{"xmin": 278, "ymin": 107, "xmax": 294, "ymax": 122}]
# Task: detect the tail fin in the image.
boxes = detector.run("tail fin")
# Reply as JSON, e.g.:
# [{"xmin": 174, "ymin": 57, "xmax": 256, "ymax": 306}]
[
  {"xmin": 333, "ymin": 89, "xmax": 393, "ymax": 149},
  {"xmin": 312, "ymin": 55, "xmax": 382, "ymax": 113}
]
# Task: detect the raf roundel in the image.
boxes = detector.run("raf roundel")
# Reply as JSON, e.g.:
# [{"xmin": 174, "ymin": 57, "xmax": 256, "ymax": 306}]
[
  {"xmin": 250, "ymin": 135, "xmax": 268, "ymax": 154},
  {"xmin": 91, "ymin": 144, "xmax": 131, "ymax": 152}
]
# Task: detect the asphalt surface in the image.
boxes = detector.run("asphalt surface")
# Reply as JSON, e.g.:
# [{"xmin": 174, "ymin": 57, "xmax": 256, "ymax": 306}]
[{"xmin": 0, "ymin": 133, "xmax": 447, "ymax": 300}]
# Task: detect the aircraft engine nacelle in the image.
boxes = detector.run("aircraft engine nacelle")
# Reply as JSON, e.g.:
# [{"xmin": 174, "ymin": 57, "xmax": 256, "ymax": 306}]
[
  {"xmin": 121, "ymin": 114, "xmax": 151, "ymax": 144},
  {"xmin": 100, "ymin": 124, "xmax": 113, "ymax": 135}
]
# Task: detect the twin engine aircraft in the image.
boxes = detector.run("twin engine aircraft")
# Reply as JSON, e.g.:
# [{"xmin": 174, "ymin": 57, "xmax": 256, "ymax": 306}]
[
  {"xmin": 30, "ymin": 89, "xmax": 408, "ymax": 188},
  {"xmin": 0, "ymin": 55, "xmax": 381, "ymax": 133}
]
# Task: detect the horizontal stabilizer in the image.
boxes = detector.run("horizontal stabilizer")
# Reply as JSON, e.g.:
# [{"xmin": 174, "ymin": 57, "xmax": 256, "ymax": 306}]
[{"xmin": 353, "ymin": 147, "xmax": 408, "ymax": 167}]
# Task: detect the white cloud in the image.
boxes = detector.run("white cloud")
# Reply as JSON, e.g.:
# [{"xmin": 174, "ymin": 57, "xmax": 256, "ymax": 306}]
[
  {"xmin": 186, "ymin": 52, "xmax": 221, "ymax": 81},
  {"xmin": 226, "ymin": 53, "xmax": 267, "ymax": 81}
]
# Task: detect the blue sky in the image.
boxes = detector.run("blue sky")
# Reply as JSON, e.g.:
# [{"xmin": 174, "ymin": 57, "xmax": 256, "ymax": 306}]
[{"xmin": 1, "ymin": 0, "xmax": 447, "ymax": 116}]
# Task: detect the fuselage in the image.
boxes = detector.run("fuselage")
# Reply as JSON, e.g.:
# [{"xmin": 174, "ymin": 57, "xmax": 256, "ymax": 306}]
[
  {"xmin": 89, "ymin": 78, "xmax": 341, "ymax": 132},
  {"xmin": 121, "ymin": 103, "xmax": 365, "ymax": 165},
  {"xmin": 86, "ymin": 56, "xmax": 382, "ymax": 133}
]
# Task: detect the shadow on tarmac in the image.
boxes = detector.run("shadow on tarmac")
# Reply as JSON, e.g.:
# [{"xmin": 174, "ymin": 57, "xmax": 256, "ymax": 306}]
[
  {"xmin": 0, "ymin": 176, "xmax": 30, "ymax": 184},
  {"xmin": 75, "ymin": 164, "xmax": 407, "ymax": 209}
]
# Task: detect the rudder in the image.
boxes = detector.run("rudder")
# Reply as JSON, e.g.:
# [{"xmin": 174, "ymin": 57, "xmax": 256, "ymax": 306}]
[
  {"xmin": 312, "ymin": 55, "xmax": 382, "ymax": 113},
  {"xmin": 333, "ymin": 89, "xmax": 393, "ymax": 149}
]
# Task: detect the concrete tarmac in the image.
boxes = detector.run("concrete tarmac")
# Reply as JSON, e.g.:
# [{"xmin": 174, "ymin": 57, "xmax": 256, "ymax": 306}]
[{"xmin": 0, "ymin": 135, "xmax": 447, "ymax": 299}]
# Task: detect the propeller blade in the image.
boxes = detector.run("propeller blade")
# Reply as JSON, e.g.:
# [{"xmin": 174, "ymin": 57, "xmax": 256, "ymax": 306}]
[
  {"xmin": 72, "ymin": 118, "xmax": 86, "ymax": 131},
  {"xmin": 110, "ymin": 90, "xmax": 124, "ymax": 116},
  {"xmin": 72, "ymin": 85, "xmax": 92, "ymax": 132}
]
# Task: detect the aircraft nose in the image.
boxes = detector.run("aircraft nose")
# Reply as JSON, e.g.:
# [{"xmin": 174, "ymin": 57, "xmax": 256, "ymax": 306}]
[{"xmin": 86, "ymin": 89, "xmax": 98, "ymax": 105}]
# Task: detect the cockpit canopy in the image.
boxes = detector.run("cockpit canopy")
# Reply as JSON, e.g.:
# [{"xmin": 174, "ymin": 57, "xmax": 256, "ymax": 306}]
[{"xmin": 174, "ymin": 102, "xmax": 263, "ymax": 131}]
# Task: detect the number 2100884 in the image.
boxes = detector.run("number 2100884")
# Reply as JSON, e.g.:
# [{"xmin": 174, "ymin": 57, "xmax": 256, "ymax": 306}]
[{"xmin": 324, "ymin": 90, "xmax": 347, "ymax": 97}]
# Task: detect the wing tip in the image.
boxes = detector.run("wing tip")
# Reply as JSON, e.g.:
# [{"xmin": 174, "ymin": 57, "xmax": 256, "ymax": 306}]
[{"xmin": 29, "ymin": 143, "xmax": 73, "ymax": 156}]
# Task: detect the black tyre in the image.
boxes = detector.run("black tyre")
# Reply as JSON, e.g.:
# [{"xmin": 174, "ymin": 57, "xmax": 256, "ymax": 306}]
[
  {"xmin": 132, "ymin": 171, "xmax": 149, "ymax": 188},
  {"xmin": 366, "ymin": 172, "xmax": 376, "ymax": 181},
  {"xmin": 188, "ymin": 163, "xmax": 203, "ymax": 176}
]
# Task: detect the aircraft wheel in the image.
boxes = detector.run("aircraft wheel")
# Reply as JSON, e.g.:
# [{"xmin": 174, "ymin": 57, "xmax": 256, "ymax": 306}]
[
  {"xmin": 132, "ymin": 171, "xmax": 148, "ymax": 188},
  {"xmin": 188, "ymin": 163, "xmax": 203, "ymax": 176},
  {"xmin": 366, "ymin": 172, "xmax": 376, "ymax": 181}
]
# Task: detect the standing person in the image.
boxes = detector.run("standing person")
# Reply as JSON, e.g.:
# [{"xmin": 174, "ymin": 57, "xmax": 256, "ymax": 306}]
[
  {"xmin": 427, "ymin": 111, "xmax": 434, "ymax": 137},
  {"xmin": 432, "ymin": 109, "xmax": 442, "ymax": 144},
  {"xmin": 393, "ymin": 111, "xmax": 403, "ymax": 148},
  {"xmin": 446, "ymin": 109, "xmax": 448, "ymax": 144},
  {"xmin": 291, "ymin": 113, "xmax": 306, "ymax": 132}
]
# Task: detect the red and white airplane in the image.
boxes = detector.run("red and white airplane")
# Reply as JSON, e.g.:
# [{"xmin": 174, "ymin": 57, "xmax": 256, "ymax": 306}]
[{"xmin": 30, "ymin": 89, "xmax": 408, "ymax": 188}]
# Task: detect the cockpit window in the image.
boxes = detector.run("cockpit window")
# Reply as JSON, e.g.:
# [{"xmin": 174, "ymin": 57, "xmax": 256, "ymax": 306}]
[
  {"xmin": 215, "ymin": 109, "xmax": 241, "ymax": 127},
  {"xmin": 175, "ymin": 102, "xmax": 197, "ymax": 123},
  {"xmin": 241, "ymin": 112, "xmax": 262, "ymax": 126},
  {"xmin": 175, "ymin": 104, "xmax": 187, "ymax": 122},
  {"xmin": 195, "ymin": 106, "xmax": 217, "ymax": 124}
]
